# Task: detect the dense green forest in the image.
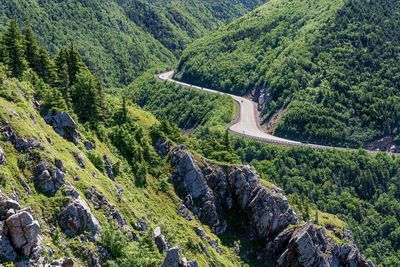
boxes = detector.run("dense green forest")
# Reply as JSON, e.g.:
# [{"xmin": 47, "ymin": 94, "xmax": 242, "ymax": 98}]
[
  {"xmin": 0, "ymin": 0, "xmax": 265, "ymax": 87},
  {"xmin": 176, "ymin": 0, "xmax": 400, "ymax": 148},
  {"xmin": 132, "ymin": 75, "xmax": 400, "ymax": 266}
]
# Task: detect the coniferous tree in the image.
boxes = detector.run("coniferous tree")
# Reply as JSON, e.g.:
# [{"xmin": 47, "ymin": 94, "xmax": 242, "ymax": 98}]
[
  {"xmin": 2, "ymin": 19, "xmax": 28, "ymax": 78},
  {"xmin": 54, "ymin": 48, "xmax": 71, "ymax": 105},
  {"xmin": 23, "ymin": 23, "xmax": 39, "ymax": 70},
  {"xmin": 66, "ymin": 43, "xmax": 84, "ymax": 85}
]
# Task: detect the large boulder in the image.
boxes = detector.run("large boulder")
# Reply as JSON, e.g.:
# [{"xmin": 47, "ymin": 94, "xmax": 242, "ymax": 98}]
[
  {"xmin": 45, "ymin": 111, "xmax": 79, "ymax": 145},
  {"xmin": 58, "ymin": 196, "xmax": 100, "ymax": 240},
  {"xmin": 34, "ymin": 161, "xmax": 65, "ymax": 196},
  {"xmin": 0, "ymin": 192, "xmax": 41, "ymax": 261},
  {"xmin": 5, "ymin": 210, "xmax": 41, "ymax": 257},
  {"xmin": 0, "ymin": 147, "xmax": 6, "ymax": 164}
]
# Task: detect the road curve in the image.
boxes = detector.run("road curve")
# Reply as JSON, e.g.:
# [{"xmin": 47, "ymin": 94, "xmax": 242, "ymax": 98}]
[{"xmin": 158, "ymin": 71, "xmax": 343, "ymax": 149}]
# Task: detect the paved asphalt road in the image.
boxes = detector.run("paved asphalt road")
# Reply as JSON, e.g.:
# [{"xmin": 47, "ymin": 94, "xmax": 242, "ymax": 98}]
[{"xmin": 158, "ymin": 71, "xmax": 314, "ymax": 147}]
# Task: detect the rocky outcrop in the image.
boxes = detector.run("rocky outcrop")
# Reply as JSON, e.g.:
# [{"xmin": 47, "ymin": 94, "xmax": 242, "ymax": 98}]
[
  {"xmin": 47, "ymin": 258, "xmax": 74, "ymax": 267},
  {"xmin": 1, "ymin": 123, "xmax": 43, "ymax": 152},
  {"xmin": 58, "ymin": 191, "xmax": 100, "ymax": 240},
  {"xmin": 103, "ymin": 155, "xmax": 115, "ymax": 180},
  {"xmin": 171, "ymin": 145, "xmax": 298, "ymax": 238},
  {"xmin": 155, "ymin": 137, "xmax": 172, "ymax": 157},
  {"xmin": 34, "ymin": 161, "xmax": 66, "ymax": 196},
  {"xmin": 0, "ymin": 192, "xmax": 41, "ymax": 262},
  {"xmin": 153, "ymin": 226, "xmax": 168, "ymax": 253},
  {"xmin": 85, "ymin": 186, "xmax": 126, "ymax": 226},
  {"xmin": 44, "ymin": 111, "xmax": 79, "ymax": 145},
  {"xmin": 84, "ymin": 141, "xmax": 95, "ymax": 151},
  {"xmin": 160, "ymin": 246, "xmax": 198, "ymax": 267},
  {"xmin": 0, "ymin": 147, "xmax": 6, "ymax": 164},
  {"xmin": 170, "ymin": 145, "xmax": 372, "ymax": 266},
  {"xmin": 269, "ymin": 222, "xmax": 374, "ymax": 267}
]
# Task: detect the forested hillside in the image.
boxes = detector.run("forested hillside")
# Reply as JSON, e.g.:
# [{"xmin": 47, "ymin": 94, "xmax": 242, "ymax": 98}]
[
  {"xmin": 176, "ymin": 0, "xmax": 400, "ymax": 148},
  {"xmin": 132, "ymin": 73, "xmax": 400, "ymax": 267},
  {"xmin": 0, "ymin": 0, "xmax": 265, "ymax": 87}
]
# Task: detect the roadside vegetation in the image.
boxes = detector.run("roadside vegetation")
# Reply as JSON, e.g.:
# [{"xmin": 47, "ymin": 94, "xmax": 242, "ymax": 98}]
[{"xmin": 177, "ymin": 0, "xmax": 400, "ymax": 148}]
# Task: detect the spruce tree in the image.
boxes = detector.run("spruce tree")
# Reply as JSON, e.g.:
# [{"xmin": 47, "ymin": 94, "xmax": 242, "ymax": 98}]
[
  {"xmin": 23, "ymin": 22, "xmax": 39, "ymax": 70},
  {"xmin": 2, "ymin": 19, "xmax": 28, "ymax": 78}
]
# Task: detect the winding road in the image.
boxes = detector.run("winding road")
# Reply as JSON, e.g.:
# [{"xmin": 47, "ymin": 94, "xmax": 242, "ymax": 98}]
[{"xmin": 157, "ymin": 71, "xmax": 337, "ymax": 149}]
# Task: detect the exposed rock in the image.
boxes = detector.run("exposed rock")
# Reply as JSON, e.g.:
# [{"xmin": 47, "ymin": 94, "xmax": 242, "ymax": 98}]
[
  {"xmin": 153, "ymin": 226, "xmax": 168, "ymax": 253},
  {"xmin": 0, "ymin": 147, "xmax": 6, "ymax": 164},
  {"xmin": 58, "ymin": 196, "xmax": 100, "ymax": 240},
  {"xmin": 180, "ymin": 258, "xmax": 198, "ymax": 267},
  {"xmin": 365, "ymin": 136, "xmax": 400, "ymax": 153},
  {"xmin": 14, "ymin": 138, "xmax": 43, "ymax": 152},
  {"xmin": 0, "ymin": 123, "xmax": 43, "ymax": 152},
  {"xmin": 84, "ymin": 140, "xmax": 95, "ymax": 151},
  {"xmin": 6, "ymin": 210, "xmax": 41, "ymax": 258},
  {"xmin": 44, "ymin": 111, "xmax": 79, "ymax": 145},
  {"xmin": 47, "ymin": 258, "xmax": 74, "ymax": 267},
  {"xmin": 170, "ymin": 145, "xmax": 297, "ymax": 238},
  {"xmin": 0, "ymin": 222, "xmax": 17, "ymax": 261},
  {"xmin": 103, "ymin": 155, "xmax": 114, "ymax": 180},
  {"xmin": 33, "ymin": 161, "xmax": 65, "ymax": 196},
  {"xmin": 170, "ymin": 146, "xmax": 372, "ymax": 266},
  {"xmin": 85, "ymin": 186, "xmax": 126, "ymax": 226},
  {"xmin": 178, "ymin": 204, "xmax": 192, "ymax": 221},
  {"xmin": 135, "ymin": 218, "xmax": 148, "ymax": 233},
  {"xmin": 270, "ymin": 221, "xmax": 374, "ymax": 267},
  {"xmin": 194, "ymin": 227, "xmax": 205, "ymax": 238},
  {"xmin": 161, "ymin": 247, "xmax": 180, "ymax": 267},
  {"xmin": 171, "ymin": 145, "xmax": 227, "ymax": 235},
  {"xmin": 72, "ymin": 152, "xmax": 85, "ymax": 168},
  {"xmin": 155, "ymin": 137, "xmax": 172, "ymax": 157}
]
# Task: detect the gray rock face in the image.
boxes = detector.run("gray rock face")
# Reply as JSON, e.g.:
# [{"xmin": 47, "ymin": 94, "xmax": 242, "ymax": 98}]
[
  {"xmin": 270, "ymin": 222, "xmax": 374, "ymax": 267},
  {"xmin": 170, "ymin": 146, "xmax": 372, "ymax": 266},
  {"xmin": 170, "ymin": 145, "xmax": 298, "ymax": 237},
  {"xmin": 0, "ymin": 147, "xmax": 6, "ymax": 164},
  {"xmin": 44, "ymin": 111, "xmax": 79, "ymax": 145},
  {"xmin": 155, "ymin": 137, "xmax": 172, "ymax": 157},
  {"xmin": 153, "ymin": 226, "xmax": 169, "ymax": 253},
  {"xmin": 34, "ymin": 161, "xmax": 65, "ymax": 196},
  {"xmin": 0, "ymin": 222, "xmax": 17, "ymax": 261},
  {"xmin": 103, "ymin": 155, "xmax": 114, "ymax": 180},
  {"xmin": 171, "ymin": 145, "xmax": 226, "ymax": 235},
  {"xmin": 84, "ymin": 141, "xmax": 95, "ymax": 151},
  {"xmin": 85, "ymin": 186, "xmax": 126, "ymax": 226},
  {"xmin": 0, "ymin": 192, "xmax": 41, "ymax": 261},
  {"xmin": 47, "ymin": 258, "xmax": 74, "ymax": 267},
  {"xmin": 0, "ymin": 123, "xmax": 43, "ymax": 152},
  {"xmin": 58, "ymin": 195, "xmax": 100, "ymax": 240},
  {"xmin": 161, "ymin": 247, "xmax": 180, "ymax": 267}
]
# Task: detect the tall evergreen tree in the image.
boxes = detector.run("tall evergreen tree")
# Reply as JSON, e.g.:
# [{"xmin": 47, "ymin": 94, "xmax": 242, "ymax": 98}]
[
  {"xmin": 2, "ymin": 19, "xmax": 27, "ymax": 78},
  {"xmin": 66, "ymin": 43, "xmax": 84, "ymax": 85},
  {"xmin": 23, "ymin": 22, "xmax": 39, "ymax": 70}
]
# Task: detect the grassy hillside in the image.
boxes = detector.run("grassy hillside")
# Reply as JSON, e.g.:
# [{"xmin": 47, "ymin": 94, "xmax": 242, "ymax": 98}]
[
  {"xmin": 0, "ymin": 0, "xmax": 265, "ymax": 87},
  {"xmin": 176, "ymin": 0, "xmax": 400, "ymax": 148}
]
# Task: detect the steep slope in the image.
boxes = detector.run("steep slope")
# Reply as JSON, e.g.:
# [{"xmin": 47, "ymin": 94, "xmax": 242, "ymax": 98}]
[
  {"xmin": 0, "ymin": 0, "xmax": 265, "ymax": 87},
  {"xmin": 176, "ymin": 0, "xmax": 400, "ymax": 148}
]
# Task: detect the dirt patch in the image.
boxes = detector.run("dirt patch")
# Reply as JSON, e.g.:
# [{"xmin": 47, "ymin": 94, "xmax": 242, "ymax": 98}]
[{"xmin": 260, "ymin": 108, "xmax": 287, "ymax": 134}]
